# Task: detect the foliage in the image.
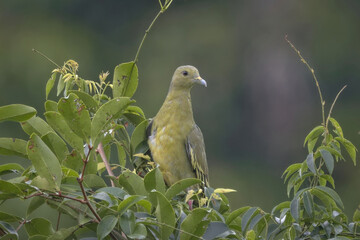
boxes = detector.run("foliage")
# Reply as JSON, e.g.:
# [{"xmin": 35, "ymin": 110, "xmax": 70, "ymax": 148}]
[{"xmin": 0, "ymin": 1, "xmax": 359, "ymax": 240}]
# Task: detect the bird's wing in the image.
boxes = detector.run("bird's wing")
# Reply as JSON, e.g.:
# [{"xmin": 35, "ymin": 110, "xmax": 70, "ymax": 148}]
[{"xmin": 185, "ymin": 124, "xmax": 209, "ymax": 187}]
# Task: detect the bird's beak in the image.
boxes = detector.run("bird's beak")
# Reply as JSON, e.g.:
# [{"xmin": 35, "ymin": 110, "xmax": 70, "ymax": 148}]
[{"xmin": 194, "ymin": 76, "xmax": 207, "ymax": 87}]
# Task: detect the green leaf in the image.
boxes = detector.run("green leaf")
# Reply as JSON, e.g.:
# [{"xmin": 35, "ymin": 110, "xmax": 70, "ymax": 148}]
[
  {"xmin": 56, "ymin": 74, "xmax": 64, "ymax": 96},
  {"xmin": 202, "ymin": 221, "xmax": 234, "ymax": 239},
  {"xmin": 46, "ymin": 72, "xmax": 57, "ymax": 100},
  {"xmin": 270, "ymin": 201, "xmax": 290, "ymax": 216},
  {"xmin": 304, "ymin": 125, "xmax": 325, "ymax": 146},
  {"xmin": 27, "ymin": 134, "xmax": 62, "ymax": 191},
  {"xmin": 58, "ymin": 93, "xmax": 92, "ymax": 140},
  {"xmin": 318, "ymin": 145, "xmax": 343, "ymax": 161},
  {"xmin": 124, "ymin": 106, "xmax": 146, "ymax": 126},
  {"xmin": 320, "ymin": 174, "xmax": 335, "ymax": 188},
  {"xmin": 0, "ymin": 221, "xmax": 18, "ymax": 236},
  {"xmin": 311, "ymin": 188, "xmax": 336, "ymax": 209},
  {"xmin": 117, "ymin": 195, "xmax": 146, "ymax": 216},
  {"xmin": 25, "ymin": 218, "xmax": 54, "ymax": 237},
  {"xmin": 144, "ymin": 168, "xmax": 166, "ymax": 194},
  {"xmin": 329, "ymin": 118, "xmax": 343, "ymax": 138},
  {"xmin": 307, "ymin": 137, "xmax": 319, "ymax": 153},
  {"xmin": 44, "ymin": 111, "xmax": 84, "ymax": 153},
  {"xmin": 306, "ymin": 152, "xmax": 316, "ymax": 174},
  {"xmin": 21, "ymin": 116, "xmax": 54, "ymax": 137},
  {"xmin": 0, "ymin": 104, "xmax": 37, "ymax": 122},
  {"xmin": 68, "ymin": 90, "xmax": 99, "ymax": 112},
  {"xmin": 41, "ymin": 132, "xmax": 69, "ymax": 163},
  {"xmin": 165, "ymin": 178, "xmax": 202, "ymax": 200},
  {"xmin": 97, "ymin": 215, "xmax": 118, "ymax": 240},
  {"xmin": 44, "ymin": 100, "xmax": 58, "ymax": 112},
  {"xmin": 47, "ymin": 225, "xmax": 78, "ymax": 240},
  {"xmin": 282, "ymin": 163, "xmax": 302, "ymax": 182},
  {"xmin": 315, "ymin": 186, "xmax": 344, "ymax": 209},
  {"xmin": 117, "ymin": 144, "xmax": 126, "ymax": 168},
  {"xmin": 241, "ymin": 207, "xmax": 258, "ymax": 232},
  {"xmin": 0, "ymin": 163, "xmax": 24, "ymax": 176},
  {"xmin": 0, "ymin": 212, "xmax": 22, "ymax": 222},
  {"xmin": 303, "ymin": 191, "xmax": 314, "ymax": 217},
  {"xmin": 83, "ymin": 174, "xmax": 107, "ymax": 188},
  {"xmin": 91, "ymin": 97, "xmax": 133, "ymax": 144},
  {"xmin": 149, "ymin": 190, "xmax": 176, "ymax": 240},
  {"xmin": 113, "ymin": 62, "xmax": 138, "ymax": 98},
  {"xmin": 353, "ymin": 206, "xmax": 360, "ymax": 222},
  {"xmin": 335, "ymin": 137, "xmax": 357, "ymax": 165},
  {"xmin": 62, "ymin": 150, "xmax": 83, "ymax": 172},
  {"xmin": 130, "ymin": 120, "xmax": 148, "ymax": 155},
  {"xmin": 127, "ymin": 223, "xmax": 147, "ymax": 239},
  {"xmin": 0, "ymin": 138, "xmax": 27, "ymax": 158},
  {"xmin": 320, "ymin": 149, "xmax": 334, "ymax": 174},
  {"xmin": 290, "ymin": 197, "xmax": 300, "ymax": 222},
  {"xmin": 118, "ymin": 170, "xmax": 147, "ymax": 196},
  {"xmin": 248, "ymin": 213, "xmax": 264, "ymax": 230},
  {"xmin": 0, "ymin": 179, "xmax": 24, "ymax": 197},
  {"xmin": 96, "ymin": 187, "xmax": 127, "ymax": 200},
  {"xmin": 119, "ymin": 210, "xmax": 135, "ymax": 236},
  {"xmin": 27, "ymin": 197, "xmax": 46, "ymax": 217},
  {"xmin": 180, "ymin": 208, "xmax": 209, "ymax": 240}
]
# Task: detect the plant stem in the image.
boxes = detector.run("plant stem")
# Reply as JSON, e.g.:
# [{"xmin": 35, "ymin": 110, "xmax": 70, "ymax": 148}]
[
  {"xmin": 56, "ymin": 212, "xmax": 61, "ymax": 231},
  {"xmin": 133, "ymin": 10, "xmax": 163, "ymax": 63},
  {"xmin": 325, "ymin": 85, "xmax": 347, "ymax": 129},
  {"xmin": 32, "ymin": 49, "xmax": 61, "ymax": 69},
  {"xmin": 285, "ymin": 36, "xmax": 326, "ymax": 126}
]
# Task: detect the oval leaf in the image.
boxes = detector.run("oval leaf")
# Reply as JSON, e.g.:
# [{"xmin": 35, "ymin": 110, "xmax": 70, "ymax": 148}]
[
  {"xmin": 130, "ymin": 120, "xmax": 148, "ymax": 155},
  {"xmin": 27, "ymin": 134, "xmax": 62, "ymax": 191},
  {"xmin": 180, "ymin": 208, "xmax": 209, "ymax": 240},
  {"xmin": 303, "ymin": 191, "xmax": 314, "ymax": 217},
  {"xmin": 0, "ymin": 104, "xmax": 37, "ymax": 122},
  {"xmin": 150, "ymin": 190, "xmax": 176, "ymax": 239},
  {"xmin": 118, "ymin": 171, "xmax": 147, "ymax": 196},
  {"xmin": 117, "ymin": 195, "xmax": 146, "ymax": 216},
  {"xmin": 97, "ymin": 215, "xmax": 118, "ymax": 240},
  {"xmin": 0, "ymin": 138, "xmax": 27, "ymax": 158},
  {"xmin": 113, "ymin": 61, "xmax": 138, "ymax": 98},
  {"xmin": 21, "ymin": 116, "xmax": 54, "ymax": 137},
  {"xmin": 290, "ymin": 197, "xmax": 300, "ymax": 222},
  {"xmin": 44, "ymin": 111, "xmax": 84, "ymax": 153},
  {"xmin": 165, "ymin": 178, "xmax": 202, "ymax": 200},
  {"xmin": 144, "ymin": 168, "xmax": 165, "ymax": 194},
  {"xmin": 315, "ymin": 186, "xmax": 344, "ymax": 209},
  {"xmin": 306, "ymin": 152, "xmax": 316, "ymax": 174},
  {"xmin": 320, "ymin": 149, "xmax": 334, "ymax": 174},
  {"xmin": 46, "ymin": 73, "xmax": 57, "ymax": 100},
  {"xmin": 58, "ymin": 93, "xmax": 92, "ymax": 140},
  {"xmin": 91, "ymin": 97, "xmax": 133, "ymax": 144}
]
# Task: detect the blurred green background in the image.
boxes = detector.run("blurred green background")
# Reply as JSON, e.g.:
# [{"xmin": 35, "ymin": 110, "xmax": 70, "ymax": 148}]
[{"xmin": 1, "ymin": 0, "xmax": 359, "ymax": 225}]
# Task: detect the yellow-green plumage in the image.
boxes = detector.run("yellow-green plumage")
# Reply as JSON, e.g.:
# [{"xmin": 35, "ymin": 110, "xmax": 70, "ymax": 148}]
[{"xmin": 148, "ymin": 65, "xmax": 209, "ymax": 187}]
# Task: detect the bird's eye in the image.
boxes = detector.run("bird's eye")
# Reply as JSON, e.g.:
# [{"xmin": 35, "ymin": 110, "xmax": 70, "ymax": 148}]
[{"xmin": 182, "ymin": 71, "xmax": 188, "ymax": 76}]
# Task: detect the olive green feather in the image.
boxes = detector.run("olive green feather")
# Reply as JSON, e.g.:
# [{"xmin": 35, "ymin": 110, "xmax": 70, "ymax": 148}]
[{"xmin": 147, "ymin": 65, "xmax": 209, "ymax": 187}]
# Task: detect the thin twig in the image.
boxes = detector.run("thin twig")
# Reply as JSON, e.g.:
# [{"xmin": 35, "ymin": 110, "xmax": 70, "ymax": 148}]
[
  {"xmin": 325, "ymin": 85, "xmax": 347, "ymax": 129},
  {"xmin": 56, "ymin": 212, "xmax": 61, "ymax": 231},
  {"xmin": 133, "ymin": 10, "xmax": 163, "ymax": 63},
  {"xmin": 97, "ymin": 143, "xmax": 115, "ymax": 187},
  {"xmin": 285, "ymin": 35, "xmax": 326, "ymax": 126},
  {"xmin": 16, "ymin": 220, "xmax": 26, "ymax": 232},
  {"xmin": 32, "ymin": 48, "xmax": 61, "ymax": 69}
]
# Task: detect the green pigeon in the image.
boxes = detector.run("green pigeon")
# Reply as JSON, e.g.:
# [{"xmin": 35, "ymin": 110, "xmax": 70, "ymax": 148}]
[{"xmin": 147, "ymin": 65, "xmax": 209, "ymax": 187}]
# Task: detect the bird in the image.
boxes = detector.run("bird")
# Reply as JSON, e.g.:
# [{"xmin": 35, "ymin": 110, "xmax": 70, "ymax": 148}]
[{"xmin": 147, "ymin": 65, "xmax": 209, "ymax": 188}]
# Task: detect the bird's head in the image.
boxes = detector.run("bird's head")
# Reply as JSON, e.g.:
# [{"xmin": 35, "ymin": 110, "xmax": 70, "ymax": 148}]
[{"xmin": 170, "ymin": 65, "xmax": 207, "ymax": 90}]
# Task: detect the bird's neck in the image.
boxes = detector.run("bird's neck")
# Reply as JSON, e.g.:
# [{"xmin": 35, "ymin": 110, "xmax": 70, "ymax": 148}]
[{"xmin": 157, "ymin": 88, "xmax": 194, "ymax": 124}]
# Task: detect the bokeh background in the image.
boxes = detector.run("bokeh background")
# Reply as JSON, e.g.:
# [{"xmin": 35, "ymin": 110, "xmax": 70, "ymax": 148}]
[{"xmin": 1, "ymin": 0, "xmax": 359, "ymax": 229}]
